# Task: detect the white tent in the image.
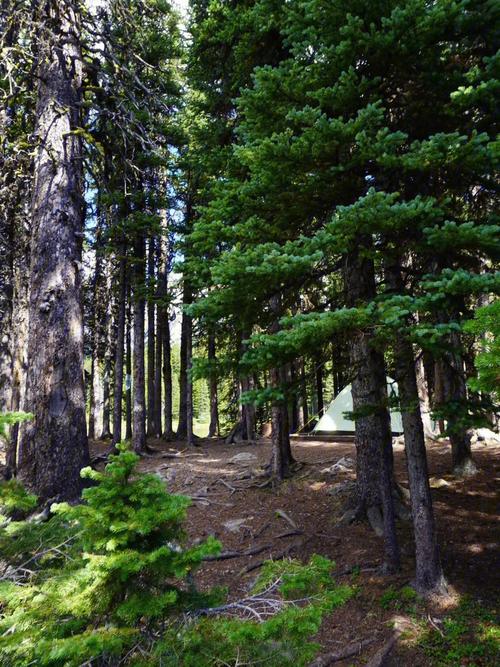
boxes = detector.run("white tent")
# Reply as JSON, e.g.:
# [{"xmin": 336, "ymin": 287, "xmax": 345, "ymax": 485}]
[{"xmin": 314, "ymin": 377, "xmax": 403, "ymax": 434}]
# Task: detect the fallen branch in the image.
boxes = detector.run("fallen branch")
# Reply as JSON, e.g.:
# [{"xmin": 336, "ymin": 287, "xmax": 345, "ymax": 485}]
[
  {"xmin": 275, "ymin": 529, "xmax": 303, "ymax": 539},
  {"xmin": 309, "ymin": 638, "xmax": 375, "ymax": 666},
  {"xmin": 240, "ymin": 541, "xmax": 300, "ymax": 575},
  {"xmin": 275, "ymin": 509, "xmax": 298, "ymax": 530},
  {"xmin": 253, "ymin": 520, "xmax": 272, "ymax": 539},
  {"xmin": 215, "ymin": 478, "xmax": 239, "ymax": 494},
  {"xmin": 203, "ymin": 543, "xmax": 272, "ymax": 562}
]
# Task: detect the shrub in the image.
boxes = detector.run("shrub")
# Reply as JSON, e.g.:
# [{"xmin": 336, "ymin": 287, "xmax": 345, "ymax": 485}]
[{"xmin": 0, "ymin": 445, "xmax": 352, "ymax": 666}]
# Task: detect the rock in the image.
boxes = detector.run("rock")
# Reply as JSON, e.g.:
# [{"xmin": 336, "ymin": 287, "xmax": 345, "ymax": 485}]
[
  {"xmin": 392, "ymin": 435, "xmax": 405, "ymax": 446},
  {"xmin": 321, "ymin": 456, "xmax": 355, "ymax": 476},
  {"xmin": 429, "ymin": 477, "xmax": 450, "ymax": 489},
  {"xmin": 229, "ymin": 452, "xmax": 258, "ymax": 464},
  {"xmin": 223, "ymin": 517, "xmax": 253, "ymax": 533},
  {"xmin": 328, "ymin": 480, "xmax": 356, "ymax": 497}
]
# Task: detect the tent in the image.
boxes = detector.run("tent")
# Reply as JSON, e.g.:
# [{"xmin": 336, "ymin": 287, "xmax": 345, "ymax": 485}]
[{"xmin": 314, "ymin": 377, "xmax": 403, "ymax": 434}]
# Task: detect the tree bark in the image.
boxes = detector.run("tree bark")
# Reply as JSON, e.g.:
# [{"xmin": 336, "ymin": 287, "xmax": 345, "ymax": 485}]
[
  {"xmin": 415, "ymin": 353, "xmax": 438, "ymax": 439},
  {"xmin": 269, "ymin": 295, "xmax": 294, "ymax": 479},
  {"xmin": 186, "ymin": 310, "xmax": 194, "ymax": 446},
  {"xmin": 270, "ymin": 368, "xmax": 291, "ymax": 480},
  {"xmin": 3, "ymin": 207, "xmax": 30, "ymax": 472},
  {"xmin": 163, "ymin": 311, "xmax": 173, "ymax": 438},
  {"xmin": 288, "ymin": 362, "xmax": 299, "ymax": 434},
  {"xmin": 17, "ymin": 0, "xmax": 89, "ymax": 501},
  {"xmin": 315, "ymin": 359, "xmax": 324, "ymax": 417},
  {"xmin": 132, "ymin": 234, "xmax": 146, "ymax": 453},
  {"xmin": 436, "ymin": 344, "xmax": 477, "ymax": 476},
  {"xmin": 154, "ymin": 296, "xmax": 163, "ymax": 438},
  {"xmin": 112, "ymin": 253, "xmax": 126, "ymax": 446},
  {"xmin": 153, "ymin": 225, "xmax": 167, "ymax": 438},
  {"xmin": 386, "ymin": 265, "xmax": 445, "ymax": 594},
  {"xmin": 298, "ymin": 358, "xmax": 309, "ymax": 430},
  {"xmin": 146, "ymin": 237, "xmax": 156, "ymax": 436},
  {"xmin": 100, "ymin": 345, "xmax": 112, "ymax": 439},
  {"xmin": 176, "ymin": 279, "xmax": 192, "ymax": 439},
  {"xmin": 125, "ymin": 290, "xmax": 132, "ymax": 440},
  {"xmin": 0, "ymin": 200, "xmax": 13, "ymax": 418},
  {"xmin": 344, "ymin": 248, "xmax": 399, "ymax": 572},
  {"xmin": 207, "ymin": 328, "xmax": 219, "ymax": 437},
  {"xmin": 88, "ymin": 352, "xmax": 96, "ymax": 441}
]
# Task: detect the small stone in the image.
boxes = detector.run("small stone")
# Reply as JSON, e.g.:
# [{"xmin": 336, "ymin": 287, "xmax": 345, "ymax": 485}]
[
  {"xmin": 321, "ymin": 456, "xmax": 355, "ymax": 475},
  {"xmin": 429, "ymin": 477, "xmax": 450, "ymax": 489}
]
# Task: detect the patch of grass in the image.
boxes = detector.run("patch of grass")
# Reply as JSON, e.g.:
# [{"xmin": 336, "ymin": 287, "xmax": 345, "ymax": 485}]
[
  {"xmin": 418, "ymin": 596, "xmax": 499, "ymax": 666},
  {"xmin": 380, "ymin": 585, "xmax": 418, "ymax": 611}
]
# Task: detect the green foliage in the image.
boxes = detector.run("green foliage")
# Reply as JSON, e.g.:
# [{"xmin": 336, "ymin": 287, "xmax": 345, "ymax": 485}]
[
  {"xmin": 0, "ymin": 413, "xmax": 36, "ymax": 517},
  {"xmin": 379, "ymin": 585, "xmax": 418, "ymax": 611},
  {"xmin": 0, "ymin": 411, "xmax": 32, "ymax": 441},
  {"xmin": 417, "ymin": 596, "xmax": 499, "ymax": 666},
  {"xmin": 0, "ymin": 447, "xmax": 352, "ymax": 666},
  {"xmin": 186, "ymin": 0, "xmax": 499, "ymax": 417},
  {"xmin": 0, "ymin": 479, "xmax": 37, "ymax": 517},
  {"xmin": 464, "ymin": 300, "xmax": 500, "ymax": 401},
  {"xmin": 154, "ymin": 555, "xmax": 353, "ymax": 667}
]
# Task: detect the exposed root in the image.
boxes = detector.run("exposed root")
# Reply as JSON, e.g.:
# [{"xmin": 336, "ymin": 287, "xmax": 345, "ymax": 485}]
[
  {"xmin": 309, "ymin": 638, "xmax": 376, "ymax": 666},
  {"xmin": 203, "ymin": 543, "xmax": 272, "ymax": 562}
]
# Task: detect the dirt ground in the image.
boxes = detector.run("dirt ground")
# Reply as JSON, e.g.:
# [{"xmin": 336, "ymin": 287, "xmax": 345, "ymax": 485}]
[{"xmin": 92, "ymin": 435, "xmax": 500, "ymax": 666}]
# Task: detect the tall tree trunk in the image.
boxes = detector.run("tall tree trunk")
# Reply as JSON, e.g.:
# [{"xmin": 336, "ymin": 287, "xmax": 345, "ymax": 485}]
[
  {"xmin": 176, "ymin": 280, "xmax": 192, "ymax": 439},
  {"xmin": 436, "ymin": 339, "xmax": 477, "ymax": 476},
  {"xmin": 18, "ymin": 0, "xmax": 89, "ymax": 501},
  {"xmin": 157, "ymin": 223, "xmax": 173, "ymax": 439},
  {"xmin": 186, "ymin": 311, "xmax": 194, "ymax": 446},
  {"xmin": 125, "ymin": 291, "xmax": 132, "ymax": 440},
  {"xmin": 298, "ymin": 358, "xmax": 309, "ymax": 430},
  {"xmin": 8, "ymin": 236, "xmax": 29, "ymax": 472},
  {"xmin": 154, "ymin": 297, "xmax": 163, "ymax": 439},
  {"xmin": 163, "ymin": 311, "xmax": 173, "ymax": 438},
  {"xmin": 132, "ymin": 234, "xmax": 146, "ymax": 454},
  {"xmin": 288, "ymin": 363, "xmax": 299, "ymax": 434},
  {"xmin": 315, "ymin": 360, "xmax": 324, "ymax": 417},
  {"xmin": 0, "ymin": 204, "xmax": 13, "ymax": 418},
  {"xmin": 207, "ymin": 329, "xmax": 219, "ymax": 437},
  {"xmin": 344, "ymin": 248, "xmax": 399, "ymax": 572},
  {"xmin": 152, "ymin": 226, "xmax": 163, "ymax": 438},
  {"xmin": 415, "ymin": 353, "xmax": 438, "ymax": 439},
  {"xmin": 146, "ymin": 238, "xmax": 156, "ymax": 436},
  {"xmin": 88, "ymin": 353, "xmax": 96, "ymax": 440},
  {"xmin": 240, "ymin": 331, "xmax": 256, "ymax": 441},
  {"xmin": 100, "ymin": 349, "xmax": 112, "ymax": 438},
  {"xmin": 269, "ymin": 295, "xmax": 294, "ymax": 479},
  {"xmin": 0, "ymin": 16, "xmax": 31, "ymax": 471},
  {"xmin": 112, "ymin": 253, "xmax": 126, "ymax": 446},
  {"xmin": 100, "ymin": 256, "xmax": 113, "ymax": 440},
  {"xmin": 386, "ymin": 265, "xmax": 445, "ymax": 594}
]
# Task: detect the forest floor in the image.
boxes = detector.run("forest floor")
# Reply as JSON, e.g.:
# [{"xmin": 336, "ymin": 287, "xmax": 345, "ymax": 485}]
[{"xmin": 90, "ymin": 435, "xmax": 500, "ymax": 666}]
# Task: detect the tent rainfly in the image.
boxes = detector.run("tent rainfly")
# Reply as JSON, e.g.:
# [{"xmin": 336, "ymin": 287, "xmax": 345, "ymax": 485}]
[{"xmin": 314, "ymin": 377, "xmax": 404, "ymax": 434}]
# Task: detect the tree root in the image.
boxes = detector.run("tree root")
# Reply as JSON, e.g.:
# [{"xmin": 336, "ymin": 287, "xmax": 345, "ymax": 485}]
[{"xmin": 309, "ymin": 638, "xmax": 375, "ymax": 666}]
